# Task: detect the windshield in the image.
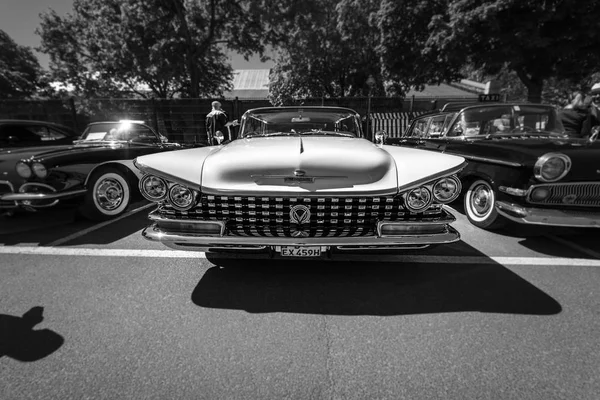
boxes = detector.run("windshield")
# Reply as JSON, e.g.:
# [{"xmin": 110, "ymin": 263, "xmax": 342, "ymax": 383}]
[
  {"xmin": 239, "ymin": 108, "xmax": 363, "ymax": 138},
  {"xmin": 450, "ymin": 105, "xmax": 565, "ymax": 137},
  {"xmin": 79, "ymin": 121, "xmax": 161, "ymax": 142}
]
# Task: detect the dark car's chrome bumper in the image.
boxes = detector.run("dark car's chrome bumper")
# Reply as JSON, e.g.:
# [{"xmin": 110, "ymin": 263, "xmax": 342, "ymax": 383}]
[
  {"xmin": 141, "ymin": 209, "xmax": 461, "ymax": 254},
  {"xmin": 0, "ymin": 188, "xmax": 87, "ymax": 202},
  {"xmin": 496, "ymin": 201, "xmax": 600, "ymax": 228}
]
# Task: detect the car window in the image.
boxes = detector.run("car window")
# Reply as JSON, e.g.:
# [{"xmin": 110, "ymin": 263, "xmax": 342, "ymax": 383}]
[
  {"xmin": 27, "ymin": 125, "xmax": 69, "ymax": 141},
  {"xmin": 411, "ymin": 118, "xmax": 430, "ymax": 138},
  {"xmin": 80, "ymin": 122, "xmax": 157, "ymax": 141},
  {"xmin": 426, "ymin": 115, "xmax": 447, "ymax": 138},
  {"xmin": 0, "ymin": 125, "xmax": 43, "ymax": 143}
]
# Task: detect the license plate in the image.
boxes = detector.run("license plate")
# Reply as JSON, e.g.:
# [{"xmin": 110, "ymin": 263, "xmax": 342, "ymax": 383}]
[{"xmin": 279, "ymin": 246, "xmax": 321, "ymax": 257}]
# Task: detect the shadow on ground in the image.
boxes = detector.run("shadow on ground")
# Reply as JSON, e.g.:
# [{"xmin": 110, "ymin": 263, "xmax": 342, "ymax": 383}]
[
  {"xmin": 0, "ymin": 202, "xmax": 151, "ymax": 246},
  {"xmin": 191, "ymin": 245, "xmax": 562, "ymax": 316},
  {"xmin": 0, "ymin": 306, "xmax": 64, "ymax": 362}
]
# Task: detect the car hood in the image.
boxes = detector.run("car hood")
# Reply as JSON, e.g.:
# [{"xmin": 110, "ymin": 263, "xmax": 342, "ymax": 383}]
[
  {"xmin": 135, "ymin": 137, "xmax": 466, "ymax": 196},
  {"xmin": 200, "ymin": 137, "xmax": 397, "ymax": 195}
]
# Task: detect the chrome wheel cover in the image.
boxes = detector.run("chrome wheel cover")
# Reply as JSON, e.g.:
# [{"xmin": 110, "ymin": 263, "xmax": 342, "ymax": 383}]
[
  {"xmin": 95, "ymin": 177, "xmax": 124, "ymax": 212},
  {"xmin": 470, "ymin": 183, "xmax": 493, "ymax": 217}
]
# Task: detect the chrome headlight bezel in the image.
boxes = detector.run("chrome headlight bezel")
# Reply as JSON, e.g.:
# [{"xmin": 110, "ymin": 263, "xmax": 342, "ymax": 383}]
[
  {"xmin": 31, "ymin": 162, "xmax": 48, "ymax": 178},
  {"xmin": 432, "ymin": 176, "xmax": 462, "ymax": 204},
  {"xmin": 403, "ymin": 186, "xmax": 433, "ymax": 213},
  {"xmin": 139, "ymin": 174, "xmax": 168, "ymax": 202},
  {"xmin": 167, "ymin": 184, "xmax": 197, "ymax": 211},
  {"xmin": 16, "ymin": 162, "xmax": 32, "ymax": 179},
  {"xmin": 534, "ymin": 153, "xmax": 571, "ymax": 182}
]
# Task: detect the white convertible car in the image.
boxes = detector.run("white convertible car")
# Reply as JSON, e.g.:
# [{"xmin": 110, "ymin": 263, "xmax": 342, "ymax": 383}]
[{"xmin": 134, "ymin": 106, "xmax": 466, "ymax": 258}]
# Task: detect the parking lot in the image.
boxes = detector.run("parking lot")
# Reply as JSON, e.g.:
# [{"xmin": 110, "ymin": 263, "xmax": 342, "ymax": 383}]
[{"xmin": 1, "ymin": 202, "xmax": 600, "ymax": 399}]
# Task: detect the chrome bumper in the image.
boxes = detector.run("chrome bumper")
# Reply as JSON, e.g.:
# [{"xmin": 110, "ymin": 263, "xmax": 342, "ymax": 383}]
[
  {"xmin": 496, "ymin": 201, "xmax": 600, "ymax": 228},
  {"xmin": 141, "ymin": 222, "xmax": 460, "ymax": 253},
  {"xmin": 0, "ymin": 189, "xmax": 87, "ymax": 202}
]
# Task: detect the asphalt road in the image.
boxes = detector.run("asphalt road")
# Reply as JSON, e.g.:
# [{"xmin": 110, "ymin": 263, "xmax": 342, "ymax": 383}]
[{"xmin": 1, "ymin": 202, "xmax": 599, "ymax": 400}]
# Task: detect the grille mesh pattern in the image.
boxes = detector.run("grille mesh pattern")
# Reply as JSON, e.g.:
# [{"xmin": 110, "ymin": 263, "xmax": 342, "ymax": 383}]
[
  {"xmin": 528, "ymin": 182, "xmax": 600, "ymax": 207},
  {"xmin": 158, "ymin": 195, "xmax": 444, "ymax": 238}
]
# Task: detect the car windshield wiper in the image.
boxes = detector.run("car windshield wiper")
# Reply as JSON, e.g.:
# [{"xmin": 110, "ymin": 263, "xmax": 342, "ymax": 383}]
[
  {"xmin": 244, "ymin": 132, "xmax": 300, "ymax": 138},
  {"xmin": 298, "ymin": 130, "xmax": 355, "ymax": 137}
]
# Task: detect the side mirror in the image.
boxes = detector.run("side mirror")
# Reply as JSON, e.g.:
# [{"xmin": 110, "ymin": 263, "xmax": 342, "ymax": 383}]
[{"xmin": 375, "ymin": 131, "xmax": 388, "ymax": 145}]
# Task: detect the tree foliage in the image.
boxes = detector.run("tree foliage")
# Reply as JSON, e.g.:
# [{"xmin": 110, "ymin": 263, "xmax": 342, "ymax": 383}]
[
  {"xmin": 37, "ymin": 0, "xmax": 268, "ymax": 98},
  {"xmin": 0, "ymin": 30, "xmax": 44, "ymax": 99},
  {"xmin": 266, "ymin": 0, "xmax": 383, "ymax": 105},
  {"xmin": 425, "ymin": 0, "xmax": 600, "ymax": 102}
]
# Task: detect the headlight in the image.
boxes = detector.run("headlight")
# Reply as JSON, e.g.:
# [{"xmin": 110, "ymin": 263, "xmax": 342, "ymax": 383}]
[
  {"xmin": 432, "ymin": 176, "xmax": 461, "ymax": 203},
  {"xmin": 167, "ymin": 184, "xmax": 196, "ymax": 210},
  {"xmin": 16, "ymin": 162, "xmax": 32, "ymax": 178},
  {"xmin": 139, "ymin": 174, "xmax": 168, "ymax": 201},
  {"xmin": 534, "ymin": 153, "xmax": 571, "ymax": 182},
  {"xmin": 403, "ymin": 187, "xmax": 433, "ymax": 212},
  {"xmin": 31, "ymin": 162, "xmax": 48, "ymax": 178}
]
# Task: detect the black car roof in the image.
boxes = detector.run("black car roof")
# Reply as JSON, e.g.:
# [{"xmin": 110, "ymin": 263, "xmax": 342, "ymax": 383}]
[
  {"xmin": 243, "ymin": 106, "xmax": 360, "ymax": 114},
  {"xmin": 0, "ymin": 119, "xmax": 78, "ymax": 135}
]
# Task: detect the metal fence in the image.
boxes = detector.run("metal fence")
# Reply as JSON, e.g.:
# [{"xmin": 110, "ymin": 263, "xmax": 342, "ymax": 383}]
[{"xmin": 0, "ymin": 96, "xmax": 481, "ymax": 143}]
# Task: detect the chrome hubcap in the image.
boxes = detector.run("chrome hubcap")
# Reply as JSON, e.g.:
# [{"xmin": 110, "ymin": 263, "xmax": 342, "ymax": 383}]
[
  {"xmin": 95, "ymin": 178, "xmax": 124, "ymax": 211},
  {"xmin": 471, "ymin": 184, "xmax": 492, "ymax": 217}
]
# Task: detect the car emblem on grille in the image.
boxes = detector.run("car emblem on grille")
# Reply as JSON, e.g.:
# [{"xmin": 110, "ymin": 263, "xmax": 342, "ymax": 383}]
[
  {"xmin": 290, "ymin": 205, "xmax": 311, "ymax": 224},
  {"xmin": 562, "ymin": 194, "xmax": 578, "ymax": 204},
  {"xmin": 290, "ymin": 205, "xmax": 310, "ymax": 237}
]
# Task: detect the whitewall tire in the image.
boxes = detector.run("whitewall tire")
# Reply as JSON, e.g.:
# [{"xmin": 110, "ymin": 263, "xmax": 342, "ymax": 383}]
[
  {"xmin": 80, "ymin": 168, "xmax": 132, "ymax": 221},
  {"xmin": 464, "ymin": 179, "xmax": 505, "ymax": 230}
]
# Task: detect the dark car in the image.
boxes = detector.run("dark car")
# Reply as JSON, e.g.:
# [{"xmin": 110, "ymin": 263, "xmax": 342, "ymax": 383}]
[
  {"xmin": 385, "ymin": 103, "xmax": 600, "ymax": 230},
  {"xmin": 0, "ymin": 119, "xmax": 78, "ymax": 151},
  {"xmin": 0, "ymin": 120, "xmax": 183, "ymax": 220}
]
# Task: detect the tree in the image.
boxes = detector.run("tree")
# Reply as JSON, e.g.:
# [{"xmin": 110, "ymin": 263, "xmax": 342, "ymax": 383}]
[
  {"xmin": 0, "ymin": 30, "xmax": 43, "ymax": 99},
  {"xmin": 426, "ymin": 0, "xmax": 600, "ymax": 103},
  {"xmin": 265, "ymin": 0, "xmax": 383, "ymax": 104},
  {"xmin": 37, "ymin": 0, "xmax": 268, "ymax": 98},
  {"xmin": 372, "ymin": 0, "xmax": 463, "ymax": 96}
]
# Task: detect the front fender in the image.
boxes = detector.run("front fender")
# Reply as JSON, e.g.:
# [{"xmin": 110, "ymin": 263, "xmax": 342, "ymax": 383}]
[{"xmin": 84, "ymin": 159, "xmax": 142, "ymax": 186}]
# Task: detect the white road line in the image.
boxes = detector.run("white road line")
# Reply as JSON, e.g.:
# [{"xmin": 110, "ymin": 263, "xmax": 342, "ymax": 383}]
[
  {"xmin": 1, "ymin": 246, "xmax": 600, "ymax": 266},
  {"xmin": 545, "ymin": 235, "xmax": 600, "ymax": 259},
  {"xmin": 46, "ymin": 203, "xmax": 155, "ymax": 246}
]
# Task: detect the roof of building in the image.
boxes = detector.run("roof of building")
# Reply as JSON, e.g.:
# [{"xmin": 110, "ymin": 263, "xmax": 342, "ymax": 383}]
[{"xmin": 224, "ymin": 69, "xmax": 270, "ymax": 99}]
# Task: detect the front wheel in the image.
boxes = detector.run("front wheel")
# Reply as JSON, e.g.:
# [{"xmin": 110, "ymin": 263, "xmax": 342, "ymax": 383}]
[
  {"xmin": 79, "ymin": 168, "xmax": 132, "ymax": 221},
  {"xmin": 464, "ymin": 179, "xmax": 506, "ymax": 230}
]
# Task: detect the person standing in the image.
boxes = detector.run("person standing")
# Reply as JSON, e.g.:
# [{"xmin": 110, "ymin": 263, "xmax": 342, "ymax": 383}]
[
  {"xmin": 559, "ymin": 91, "xmax": 594, "ymax": 138},
  {"xmin": 205, "ymin": 101, "xmax": 238, "ymax": 145}
]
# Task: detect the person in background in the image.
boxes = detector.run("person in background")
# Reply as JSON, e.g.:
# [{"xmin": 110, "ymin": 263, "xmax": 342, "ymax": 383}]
[
  {"xmin": 558, "ymin": 91, "xmax": 593, "ymax": 138},
  {"xmin": 205, "ymin": 101, "xmax": 238, "ymax": 145},
  {"xmin": 589, "ymin": 83, "xmax": 600, "ymax": 137}
]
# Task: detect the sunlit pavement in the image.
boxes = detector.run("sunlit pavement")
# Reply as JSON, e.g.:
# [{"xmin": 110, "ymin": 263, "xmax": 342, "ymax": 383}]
[{"xmin": 1, "ymin": 204, "xmax": 600, "ymax": 400}]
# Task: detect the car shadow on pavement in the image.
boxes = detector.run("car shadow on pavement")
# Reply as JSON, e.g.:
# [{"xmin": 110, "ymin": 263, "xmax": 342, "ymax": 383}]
[
  {"xmin": 0, "ymin": 205, "xmax": 151, "ymax": 246},
  {"xmin": 0, "ymin": 306, "xmax": 64, "ymax": 362},
  {"xmin": 191, "ymin": 249, "xmax": 562, "ymax": 317}
]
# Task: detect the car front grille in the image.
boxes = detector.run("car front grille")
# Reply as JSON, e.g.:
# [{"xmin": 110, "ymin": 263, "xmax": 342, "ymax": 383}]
[
  {"xmin": 157, "ymin": 195, "xmax": 445, "ymax": 238},
  {"xmin": 527, "ymin": 182, "xmax": 600, "ymax": 208}
]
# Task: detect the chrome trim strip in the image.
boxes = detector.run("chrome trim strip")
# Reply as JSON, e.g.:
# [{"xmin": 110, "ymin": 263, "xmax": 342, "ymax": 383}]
[
  {"xmin": 0, "ymin": 188, "xmax": 87, "ymax": 201},
  {"xmin": 445, "ymin": 153, "xmax": 522, "ymax": 168},
  {"xmin": 141, "ymin": 224, "xmax": 460, "ymax": 250},
  {"xmin": 376, "ymin": 212, "xmax": 456, "ymax": 237},
  {"xmin": 0, "ymin": 180, "xmax": 18, "ymax": 208},
  {"xmin": 397, "ymin": 161, "xmax": 468, "ymax": 193},
  {"xmin": 496, "ymin": 200, "xmax": 600, "ymax": 228}
]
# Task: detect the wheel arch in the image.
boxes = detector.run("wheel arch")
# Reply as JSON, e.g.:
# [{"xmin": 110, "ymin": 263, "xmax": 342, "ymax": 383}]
[{"xmin": 85, "ymin": 160, "xmax": 142, "ymax": 188}]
